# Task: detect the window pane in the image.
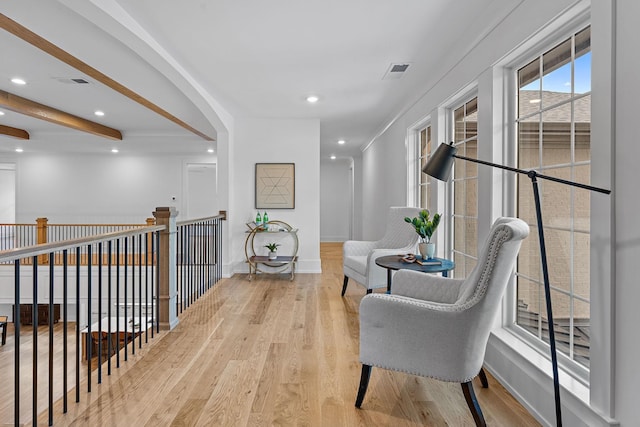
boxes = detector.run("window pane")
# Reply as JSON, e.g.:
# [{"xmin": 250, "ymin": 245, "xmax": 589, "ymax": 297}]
[
  {"xmin": 519, "ymin": 58, "xmax": 540, "ymax": 92},
  {"xmin": 574, "ymin": 298, "xmax": 590, "ymax": 368},
  {"xmin": 420, "ymin": 185, "xmax": 428, "ymax": 209},
  {"xmin": 466, "ymin": 217, "xmax": 477, "ymax": 258},
  {"xmin": 453, "ymin": 251, "xmax": 466, "ymax": 279},
  {"xmin": 549, "ymin": 289, "xmax": 571, "ymax": 358},
  {"xmin": 465, "ymin": 142, "xmax": 478, "ymax": 178},
  {"xmin": 417, "ymin": 125, "xmax": 431, "ymax": 208},
  {"xmin": 454, "ymin": 106, "xmax": 465, "ymax": 143},
  {"xmin": 518, "ymin": 223, "xmax": 541, "ymax": 283},
  {"xmin": 517, "ymin": 277, "xmax": 541, "ymax": 335},
  {"xmin": 518, "ymin": 118, "xmax": 540, "ymax": 169},
  {"xmin": 545, "ymin": 228, "xmax": 572, "ymax": 294},
  {"xmin": 541, "ymin": 107, "xmax": 572, "ymax": 167},
  {"xmin": 575, "ymin": 27, "xmax": 591, "ymax": 94},
  {"xmin": 574, "ymin": 231, "xmax": 590, "ymax": 300},
  {"xmin": 542, "ymin": 39, "xmax": 572, "ymax": 104},
  {"xmin": 454, "ymin": 180, "xmax": 465, "ymax": 215},
  {"xmin": 575, "ymin": 94, "xmax": 591, "ymax": 161}
]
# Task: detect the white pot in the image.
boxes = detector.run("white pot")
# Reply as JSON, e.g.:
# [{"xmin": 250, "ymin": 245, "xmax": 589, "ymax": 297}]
[
  {"xmin": 419, "ymin": 242, "xmax": 436, "ymax": 259},
  {"xmin": 268, "ymin": 251, "xmax": 277, "ymax": 260},
  {"xmin": 425, "ymin": 242, "xmax": 436, "ymax": 259}
]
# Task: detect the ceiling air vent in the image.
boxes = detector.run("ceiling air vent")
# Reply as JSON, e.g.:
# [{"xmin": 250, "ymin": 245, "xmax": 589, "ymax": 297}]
[
  {"xmin": 382, "ymin": 62, "xmax": 411, "ymax": 80},
  {"xmin": 54, "ymin": 77, "xmax": 90, "ymax": 84}
]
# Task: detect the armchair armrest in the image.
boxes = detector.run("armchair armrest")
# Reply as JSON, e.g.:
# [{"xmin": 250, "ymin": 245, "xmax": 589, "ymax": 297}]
[{"xmin": 392, "ymin": 269, "xmax": 464, "ymax": 304}]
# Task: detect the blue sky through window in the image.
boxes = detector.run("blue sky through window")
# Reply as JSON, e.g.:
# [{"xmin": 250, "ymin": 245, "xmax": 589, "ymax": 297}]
[{"xmin": 521, "ymin": 52, "xmax": 591, "ymax": 94}]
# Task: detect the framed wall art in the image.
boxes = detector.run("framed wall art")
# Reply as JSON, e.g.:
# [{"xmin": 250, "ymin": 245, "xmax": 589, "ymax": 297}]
[{"xmin": 255, "ymin": 163, "xmax": 295, "ymax": 209}]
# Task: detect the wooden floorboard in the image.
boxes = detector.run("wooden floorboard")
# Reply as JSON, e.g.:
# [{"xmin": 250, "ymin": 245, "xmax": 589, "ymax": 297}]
[{"xmin": 1, "ymin": 242, "xmax": 540, "ymax": 426}]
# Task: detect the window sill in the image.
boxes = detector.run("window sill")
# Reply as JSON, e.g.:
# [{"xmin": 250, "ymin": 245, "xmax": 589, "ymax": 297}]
[{"xmin": 485, "ymin": 327, "xmax": 618, "ymax": 427}]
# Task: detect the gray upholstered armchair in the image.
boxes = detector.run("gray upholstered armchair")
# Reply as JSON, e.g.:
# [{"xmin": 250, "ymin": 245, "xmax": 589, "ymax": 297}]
[
  {"xmin": 355, "ymin": 217, "xmax": 529, "ymax": 426},
  {"xmin": 342, "ymin": 206, "xmax": 421, "ymax": 295}
]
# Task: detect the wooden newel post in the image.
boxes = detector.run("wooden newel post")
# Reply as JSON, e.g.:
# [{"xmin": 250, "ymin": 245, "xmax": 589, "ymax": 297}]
[
  {"xmin": 36, "ymin": 217, "xmax": 48, "ymax": 264},
  {"xmin": 152, "ymin": 207, "xmax": 179, "ymax": 331}
]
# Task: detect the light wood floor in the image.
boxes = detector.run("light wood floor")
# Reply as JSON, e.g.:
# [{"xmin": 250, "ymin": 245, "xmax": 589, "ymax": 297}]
[{"xmin": 2, "ymin": 243, "xmax": 540, "ymax": 426}]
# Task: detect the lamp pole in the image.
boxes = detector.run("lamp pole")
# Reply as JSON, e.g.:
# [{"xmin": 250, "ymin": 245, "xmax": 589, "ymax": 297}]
[
  {"xmin": 450, "ymin": 153, "xmax": 610, "ymax": 427},
  {"xmin": 423, "ymin": 142, "xmax": 610, "ymax": 427}
]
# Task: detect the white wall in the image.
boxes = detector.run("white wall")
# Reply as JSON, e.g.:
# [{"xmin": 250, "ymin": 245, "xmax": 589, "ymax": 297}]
[
  {"xmin": 320, "ymin": 159, "xmax": 351, "ymax": 241},
  {"xmin": 9, "ymin": 151, "xmax": 216, "ymax": 224},
  {"xmin": 231, "ymin": 118, "xmax": 321, "ymax": 273},
  {"xmin": 362, "ymin": 124, "xmax": 411, "ymax": 240}
]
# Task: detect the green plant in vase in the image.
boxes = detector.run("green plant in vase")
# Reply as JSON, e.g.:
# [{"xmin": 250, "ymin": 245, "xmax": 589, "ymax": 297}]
[
  {"xmin": 264, "ymin": 242, "xmax": 280, "ymax": 260},
  {"xmin": 404, "ymin": 209, "xmax": 441, "ymax": 259}
]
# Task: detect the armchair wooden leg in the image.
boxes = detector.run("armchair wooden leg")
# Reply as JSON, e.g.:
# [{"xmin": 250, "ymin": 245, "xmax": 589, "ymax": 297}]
[
  {"xmin": 461, "ymin": 381, "xmax": 486, "ymax": 427},
  {"xmin": 478, "ymin": 367, "xmax": 489, "ymax": 388},
  {"xmin": 355, "ymin": 364, "xmax": 372, "ymax": 408},
  {"xmin": 341, "ymin": 276, "xmax": 349, "ymax": 296}
]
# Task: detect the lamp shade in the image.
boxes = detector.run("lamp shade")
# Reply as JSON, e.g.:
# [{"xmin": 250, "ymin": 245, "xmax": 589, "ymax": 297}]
[{"xmin": 422, "ymin": 142, "xmax": 457, "ymax": 181}]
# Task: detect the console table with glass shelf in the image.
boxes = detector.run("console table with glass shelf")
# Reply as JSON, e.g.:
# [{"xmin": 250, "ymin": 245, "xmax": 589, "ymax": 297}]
[{"xmin": 244, "ymin": 220, "xmax": 298, "ymax": 281}]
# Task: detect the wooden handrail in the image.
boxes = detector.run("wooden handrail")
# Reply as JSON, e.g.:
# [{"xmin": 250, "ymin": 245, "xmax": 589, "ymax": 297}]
[{"xmin": 0, "ymin": 225, "xmax": 164, "ymax": 263}]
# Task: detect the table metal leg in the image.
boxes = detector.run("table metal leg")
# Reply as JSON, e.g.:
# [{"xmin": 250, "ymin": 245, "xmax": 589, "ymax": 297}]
[{"xmin": 387, "ymin": 269, "xmax": 392, "ymax": 293}]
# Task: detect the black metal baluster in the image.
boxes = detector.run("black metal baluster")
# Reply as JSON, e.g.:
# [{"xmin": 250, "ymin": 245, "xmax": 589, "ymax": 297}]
[
  {"xmin": 155, "ymin": 230, "xmax": 160, "ymax": 334},
  {"xmin": 138, "ymin": 234, "xmax": 142, "ymax": 349},
  {"xmin": 49, "ymin": 252, "xmax": 54, "ymax": 426},
  {"xmin": 87, "ymin": 245, "xmax": 92, "ymax": 392},
  {"xmin": 107, "ymin": 240, "xmax": 112, "ymax": 375},
  {"xmin": 75, "ymin": 247, "xmax": 80, "ymax": 403},
  {"xmin": 131, "ymin": 236, "xmax": 136, "ymax": 355},
  {"xmin": 32, "ymin": 256, "xmax": 38, "ymax": 424},
  {"xmin": 150, "ymin": 231, "xmax": 155, "ymax": 338},
  {"xmin": 123, "ymin": 237, "xmax": 128, "ymax": 361},
  {"xmin": 116, "ymin": 239, "xmax": 121, "ymax": 367},
  {"xmin": 189, "ymin": 224, "xmax": 192, "ymax": 304},
  {"xmin": 144, "ymin": 233, "xmax": 149, "ymax": 343},
  {"xmin": 63, "ymin": 249, "xmax": 68, "ymax": 413},
  {"xmin": 97, "ymin": 243, "xmax": 103, "ymax": 383},
  {"xmin": 178, "ymin": 226, "xmax": 182, "ymax": 314},
  {"xmin": 14, "ymin": 260, "xmax": 20, "ymax": 426}
]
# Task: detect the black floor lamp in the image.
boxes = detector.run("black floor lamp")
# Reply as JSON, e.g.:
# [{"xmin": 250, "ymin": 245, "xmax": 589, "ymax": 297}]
[{"xmin": 423, "ymin": 141, "xmax": 611, "ymax": 427}]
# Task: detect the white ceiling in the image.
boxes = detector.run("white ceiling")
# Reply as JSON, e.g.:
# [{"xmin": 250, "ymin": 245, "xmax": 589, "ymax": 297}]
[{"xmin": 0, "ymin": 0, "xmax": 519, "ymax": 158}]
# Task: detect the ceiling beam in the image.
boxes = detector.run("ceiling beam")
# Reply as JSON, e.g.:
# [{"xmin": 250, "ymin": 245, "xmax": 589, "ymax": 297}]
[
  {"xmin": 0, "ymin": 89, "xmax": 123, "ymax": 140},
  {"xmin": 0, "ymin": 124, "xmax": 29, "ymax": 140},
  {"xmin": 0, "ymin": 13, "xmax": 214, "ymax": 141}
]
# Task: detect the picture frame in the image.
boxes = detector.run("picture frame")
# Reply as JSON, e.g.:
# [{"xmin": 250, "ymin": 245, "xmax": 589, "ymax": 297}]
[{"xmin": 255, "ymin": 163, "xmax": 295, "ymax": 209}]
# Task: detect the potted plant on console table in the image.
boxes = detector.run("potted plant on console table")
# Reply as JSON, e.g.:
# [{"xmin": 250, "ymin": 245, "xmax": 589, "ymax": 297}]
[
  {"xmin": 264, "ymin": 243, "xmax": 281, "ymax": 260},
  {"xmin": 404, "ymin": 209, "xmax": 441, "ymax": 259}
]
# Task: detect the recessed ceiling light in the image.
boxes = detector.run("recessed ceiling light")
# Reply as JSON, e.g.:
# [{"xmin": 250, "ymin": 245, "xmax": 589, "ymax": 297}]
[
  {"xmin": 306, "ymin": 95, "xmax": 319, "ymax": 103},
  {"xmin": 207, "ymin": 148, "xmax": 214, "ymax": 153},
  {"xmin": 338, "ymin": 139, "xmax": 345, "ymax": 145},
  {"xmin": 94, "ymin": 110, "xmax": 105, "ymax": 116},
  {"xmin": 15, "ymin": 148, "xmax": 23, "ymax": 153},
  {"xmin": 111, "ymin": 148, "xmax": 119, "ymax": 153},
  {"xmin": 330, "ymin": 155, "xmax": 336, "ymax": 160},
  {"xmin": 0, "ymin": 111, "xmax": 5, "ymax": 116},
  {"xmin": 11, "ymin": 77, "xmax": 26, "ymax": 85}
]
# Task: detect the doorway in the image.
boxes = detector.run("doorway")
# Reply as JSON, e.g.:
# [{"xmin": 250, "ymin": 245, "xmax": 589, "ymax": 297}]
[{"xmin": 185, "ymin": 163, "xmax": 217, "ymax": 219}]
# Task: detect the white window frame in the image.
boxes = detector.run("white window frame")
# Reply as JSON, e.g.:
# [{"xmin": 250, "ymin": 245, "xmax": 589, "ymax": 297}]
[
  {"xmin": 504, "ymin": 20, "xmax": 593, "ymax": 387},
  {"xmin": 406, "ymin": 115, "xmax": 431, "ymax": 208},
  {"xmin": 444, "ymin": 90, "xmax": 479, "ymax": 278},
  {"xmin": 492, "ymin": 8, "xmax": 616, "ymax": 421}
]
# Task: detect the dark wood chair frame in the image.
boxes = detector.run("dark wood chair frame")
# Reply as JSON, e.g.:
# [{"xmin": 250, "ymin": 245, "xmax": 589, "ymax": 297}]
[{"xmin": 355, "ymin": 364, "xmax": 490, "ymax": 427}]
